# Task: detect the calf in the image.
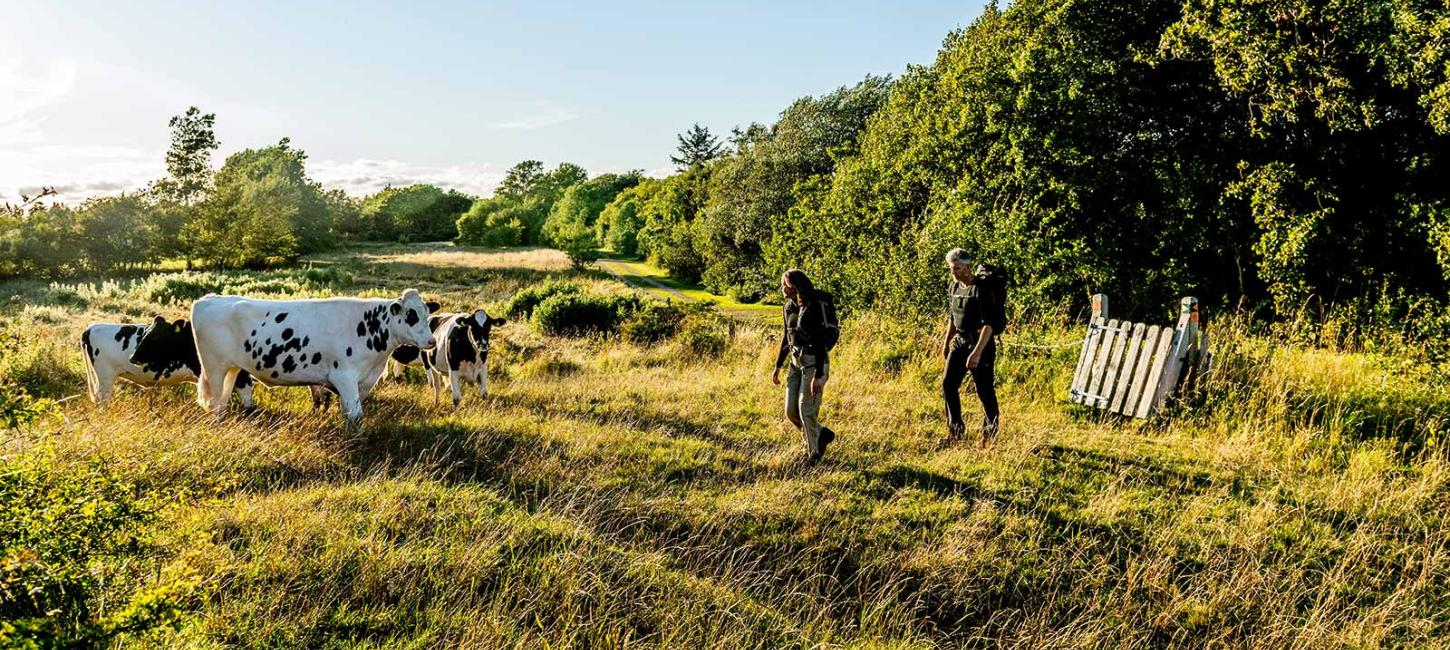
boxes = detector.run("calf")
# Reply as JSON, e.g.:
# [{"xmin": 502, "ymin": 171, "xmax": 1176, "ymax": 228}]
[
  {"xmin": 386, "ymin": 300, "xmax": 443, "ymax": 378},
  {"xmin": 424, "ymin": 309, "xmax": 505, "ymax": 407},
  {"xmin": 191, "ymin": 289, "xmax": 436, "ymax": 433},
  {"xmin": 82, "ymin": 317, "xmax": 254, "ymax": 408}
]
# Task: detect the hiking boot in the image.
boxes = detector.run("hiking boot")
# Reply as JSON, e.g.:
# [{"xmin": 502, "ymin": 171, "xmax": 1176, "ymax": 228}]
[
  {"xmin": 980, "ymin": 416, "xmax": 1000, "ymax": 447},
  {"xmin": 819, "ymin": 427, "xmax": 836, "ymax": 454}
]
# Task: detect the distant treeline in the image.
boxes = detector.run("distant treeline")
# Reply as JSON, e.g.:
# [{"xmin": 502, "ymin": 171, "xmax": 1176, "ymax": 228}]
[{"xmin": 482, "ymin": 0, "xmax": 1450, "ymax": 335}]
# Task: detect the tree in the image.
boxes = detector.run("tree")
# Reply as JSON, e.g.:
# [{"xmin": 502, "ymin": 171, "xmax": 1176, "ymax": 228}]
[
  {"xmin": 361, "ymin": 184, "xmax": 474, "ymax": 242},
  {"xmin": 696, "ymin": 76, "xmax": 891, "ymax": 300},
  {"xmin": 671, "ymin": 124, "xmax": 724, "ymax": 170},
  {"xmin": 76, "ymin": 195, "xmax": 152, "ymax": 271},
  {"xmin": 188, "ymin": 138, "xmax": 329, "ymax": 268},
  {"xmin": 151, "ymin": 107, "xmax": 219, "ymax": 206},
  {"xmin": 542, "ymin": 172, "xmax": 643, "ymax": 247},
  {"xmin": 455, "ymin": 160, "xmax": 590, "ymax": 246}
]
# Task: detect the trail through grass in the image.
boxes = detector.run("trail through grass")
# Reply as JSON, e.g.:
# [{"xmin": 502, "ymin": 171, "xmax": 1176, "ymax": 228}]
[{"xmin": 3, "ymin": 244, "xmax": 1448, "ymax": 648}]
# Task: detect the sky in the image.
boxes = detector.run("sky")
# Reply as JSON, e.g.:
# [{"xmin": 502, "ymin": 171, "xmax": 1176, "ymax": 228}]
[{"xmin": 2, "ymin": 1, "xmax": 985, "ymax": 204}]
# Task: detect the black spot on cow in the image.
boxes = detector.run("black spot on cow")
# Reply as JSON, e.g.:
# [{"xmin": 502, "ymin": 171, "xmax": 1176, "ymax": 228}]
[
  {"xmin": 116, "ymin": 324, "xmax": 140, "ymax": 351},
  {"xmin": 244, "ymin": 340, "xmax": 252, "ymax": 353},
  {"xmin": 235, "ymin": 372, "xmax": 253, "ymax": 390},
  {"xmin": 271, "ymin": 371, "xmax": 278, "ymax": 378},
  {"xmin": 391, "ymin": 345, "xmax": 420, "ymax": 365},
  {"xmin": 302, "ymin": 336, "xmax": 310, "ymax": 347},
  {"xmin": 251, "ymin": 329, "xmax": 257, "ymax": 337},
  {"xmin": 281, "ymin": 328, "xmax": 294, "ymax": 340},
  {"xmin": 357, "ymin": 321, "xmax": 366, "ymax": 336},
  {"xmin": 129, "ymin": 317, "xmax": 203, "ymax": 378},
  {"xmin": 405, "ymin": 308, "xmax": 419, "ymax": 326},
  {"xmin": 346, "ymin": 347, "xmax": 352, "ymax": 356},
  {"xmin": 282, "ymin": 355, "xmax": 297, "ymax": 373},
  {"xmin": 311, "ymin": 352, "xmax": 321, "ymax": 365},
  {"xmin": 275, "ymin": 313, "xmax": 288, "ymax": 323}
]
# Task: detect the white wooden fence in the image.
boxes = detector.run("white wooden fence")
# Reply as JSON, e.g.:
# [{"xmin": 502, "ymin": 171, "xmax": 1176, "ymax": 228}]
[{"xmin": 1069, "ymin": 294, "xmax": 1210, "ymax": 418}]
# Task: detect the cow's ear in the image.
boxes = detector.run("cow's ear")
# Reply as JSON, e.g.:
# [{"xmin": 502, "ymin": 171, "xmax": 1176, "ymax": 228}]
[
  {"xmin": 426, "ymin": 301, "xmax": 441, "ymax": 313},
  {"xmin": 153, "ymin": 315, "xmax": 166, "ymax": 325},
  {"xmin": 472, "ymin": 309, "xmax": 488, "ymax": 326},
  {"xmin": 390, "ymin": 301, "xmax": 403, "ymax": 315},
  {"xmin": 494, "ymin": 317, "xmax": 507, "ymax": 327}
]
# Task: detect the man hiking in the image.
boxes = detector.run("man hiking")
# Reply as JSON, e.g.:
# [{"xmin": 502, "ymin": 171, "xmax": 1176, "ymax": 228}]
[
  {"xmin": 772, "ymin": 269, "xmax": 840, "ymax": 466},
  {"xmin": 941, "ymin": 248, "xmax": 1006, "ymax": 445}
]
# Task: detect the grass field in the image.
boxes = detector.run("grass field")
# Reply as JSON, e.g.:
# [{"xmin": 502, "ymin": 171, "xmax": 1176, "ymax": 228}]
[{"xmin": 4, "ymin": 244, "xmax": 1450, "ymax": 648}]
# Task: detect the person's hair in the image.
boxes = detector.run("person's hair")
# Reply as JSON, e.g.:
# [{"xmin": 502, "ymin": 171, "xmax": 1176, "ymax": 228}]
[
  {"xmin": 781, "ymin": 269, "xmax": 815, "ymax": 303},
  {"xmin": 944, "ymin": 248, "xmax": 972, "ymax": 266}
]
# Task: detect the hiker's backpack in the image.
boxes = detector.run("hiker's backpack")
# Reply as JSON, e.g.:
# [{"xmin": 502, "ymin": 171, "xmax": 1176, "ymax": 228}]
[
  {"xmin": 974, "ymin": 263, "xmax": 1009, "ymax": 334},
  {"xmin": 815, "ymin": 292, "xmax": 841, "ymax": 352}
]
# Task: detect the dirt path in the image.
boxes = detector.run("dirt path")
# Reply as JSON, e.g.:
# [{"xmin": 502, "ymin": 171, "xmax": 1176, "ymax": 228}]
[{"xmin": 597, "ymin": 258, "xmax": 694, "ymax": 303}]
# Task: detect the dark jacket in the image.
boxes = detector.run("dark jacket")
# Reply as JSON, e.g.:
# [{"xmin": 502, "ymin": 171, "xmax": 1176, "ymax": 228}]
[
  {"xmin": 775, "ymin": 291, "xmax": 837, "ymax": 373},
  {"xmin": 947, "ymin": 274, "xmax": 1006, "ymax": 339}
]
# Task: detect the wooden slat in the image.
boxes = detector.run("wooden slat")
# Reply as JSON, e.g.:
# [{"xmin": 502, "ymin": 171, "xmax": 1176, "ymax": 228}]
[
  {"xmin": 1135, "ymin": 327, "xmax": 1176, "ymax": 418},
  {"xmin": 1152, "ymin": 297, "xmax": 1200, "ymax": 414},
  {"xmin": 1110, "ymin": 322, "xmax": 1147, "ymax": 414},
  {"xmin": 1123, "ymin": 324, "xmax": 1161, "ymax": 417},
  {"xmin": 1098, "ymin": 319, "xmax": 1133, "ymax": 411},
  {"xmin": 1070, "ymin": 316, "xmax": 1105, "ymax": 403},
  {"xmin": 1086, "ymin": 319, "xmax": 1121, "ymax": 407}
]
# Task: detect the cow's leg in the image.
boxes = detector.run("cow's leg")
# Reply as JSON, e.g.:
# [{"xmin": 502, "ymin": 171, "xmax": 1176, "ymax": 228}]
[
  {"xmin": 310, "ymin": 386, "xmax": 328, "ymax": 411},
  {"xmin": 94, "ymin": 365, "xmax": 116, "ymax": 408},
  {"xmin": 388, "ymin": 358, "xmax": 405, "ymax": 379},
  {"xmin": 218, "ymin": 367, "xmax": 241, "ymax": 412},
  {"xmin": 235, "ymin": 372, "xmax": 256, "ymax": 411},
  {"xmin": 447, "ymin": 368, "xmax": 463, "ymax": 408},
  {"xmin": 330, "ymin": 374, "xmax": 364, "ymax": 435},
  {"xmin": 428, "ymin": 368, "xmax": 440, "ymax": 407},
  {"xmin": 477, "ymin": 363, "xmax": 488, "ymax": 398}
]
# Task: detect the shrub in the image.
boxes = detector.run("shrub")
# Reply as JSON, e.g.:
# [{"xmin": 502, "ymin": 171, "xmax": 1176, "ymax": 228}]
[
  {"xmin": 532, "ymin": 293, "xmax": 625, "ymax": 336},
  {"xmin": 621, "ymin": 301, "xmax": 687, "ymax": 344},
  {"xmin": 0, "ymin": 450, "xmax": 196, "ymax": 647},
  {"xmin": 504, "ymin": 281, "xmax": 582, "ymax": 320},
  {"xmin": 678, "ymin": 316, "xmax": 727, "ymax": 358}
]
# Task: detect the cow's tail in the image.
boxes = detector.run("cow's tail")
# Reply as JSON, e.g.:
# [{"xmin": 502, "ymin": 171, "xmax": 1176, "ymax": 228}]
[{"xmin": 80, "ymin": 326, "xmax": 100, "ymax": 403}]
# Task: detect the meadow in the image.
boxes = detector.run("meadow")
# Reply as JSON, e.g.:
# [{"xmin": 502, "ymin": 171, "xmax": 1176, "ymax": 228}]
[{"xmin": 3, "ymin": 244, "xmax": 1449, "ymax": 648}]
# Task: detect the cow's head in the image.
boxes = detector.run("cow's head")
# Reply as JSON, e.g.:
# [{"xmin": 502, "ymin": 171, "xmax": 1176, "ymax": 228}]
[
  {"xmin": 391, "ymin": 289, "xmax": 437, "ymax": 350},
  {"xmin": 463, "ymin": 309, "xmax": 505, "ymax": 356},
  {"xmin": 129, "ymin": 316, "xmax": 195, "ymax": 367}
]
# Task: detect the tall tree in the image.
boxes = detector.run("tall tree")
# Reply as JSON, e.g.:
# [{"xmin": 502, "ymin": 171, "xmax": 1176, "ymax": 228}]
[
  {"xmin": 671, "ymin": 124, "xmax": 724, "ymax": 170},
  {"xmin": 154, "ymin": 107, "xmax": 219, "ymax": 206}
]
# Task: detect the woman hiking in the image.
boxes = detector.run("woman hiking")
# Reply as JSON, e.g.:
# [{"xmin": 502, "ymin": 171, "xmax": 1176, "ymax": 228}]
[{"xmin": 771, "ymin": 269, "xmax": 840, "ymax": 466}]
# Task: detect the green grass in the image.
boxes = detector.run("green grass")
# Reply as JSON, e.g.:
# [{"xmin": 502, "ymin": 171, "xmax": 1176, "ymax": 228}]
[
  {"xmin": 597, "ymin": 257, "xmax": 780, "ymax": 317},
  {"xmin": 2, "ymin": 243, "xmax": 1449, "ymax": 648}
]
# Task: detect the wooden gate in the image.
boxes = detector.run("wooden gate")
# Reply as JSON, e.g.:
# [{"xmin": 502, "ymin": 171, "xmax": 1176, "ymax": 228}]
[{"xmin": 1069, "ymin": 294, "xmax": 1210, "ymax": 418}]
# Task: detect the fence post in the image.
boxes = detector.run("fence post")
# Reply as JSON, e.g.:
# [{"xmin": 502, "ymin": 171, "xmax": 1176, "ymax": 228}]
[
  {"xmin": 1070, "ymin": 294, "xmax": 1110, "ymax": 403},
  {"xmin": 1151, "ymin": 296, "xmax": 1199, "ymax": 413}
]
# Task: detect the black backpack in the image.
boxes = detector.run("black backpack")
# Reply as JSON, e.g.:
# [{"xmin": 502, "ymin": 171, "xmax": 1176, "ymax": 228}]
[
  {"xmin": 974, "ymin": 263, "xmax": 1009, "ymax": 334},
  {"xmin": 815, "ymin": 293, "xmax": 841, "ymax": 352}
]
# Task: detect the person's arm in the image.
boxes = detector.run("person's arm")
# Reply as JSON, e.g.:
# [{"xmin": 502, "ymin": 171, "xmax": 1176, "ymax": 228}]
[
  {"xmin": 942, "ymin": 318, "xmax": 956, "ymax": 358},
  {"xmin": 967, "ymin": 324, "xmax": 993, "ymax": 369},
  {"xmin": 772, "ymin": 304, "xmax": 789, "ymax": 383}
]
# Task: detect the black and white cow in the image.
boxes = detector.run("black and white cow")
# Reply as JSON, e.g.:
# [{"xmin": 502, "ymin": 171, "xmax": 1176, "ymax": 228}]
[
  {"xmin": 386, "ymin": 300, "xmax": 443, "ymax": 379},
  {"xmin": 190, "ymin": 289, "xmax": 436, "ymax": 432},
  {"xmin": 81, "ymin": 317, "xmax": 254, "ymax": 408},
  {"xmin": 423, "ymin": 309, "xmax": 505, "ymax": 407}
]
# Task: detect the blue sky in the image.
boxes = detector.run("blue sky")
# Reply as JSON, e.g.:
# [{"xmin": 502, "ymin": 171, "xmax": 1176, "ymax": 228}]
[{"xmin": 3, "ymin": 1, "xmax": 985, "ymax": 202}]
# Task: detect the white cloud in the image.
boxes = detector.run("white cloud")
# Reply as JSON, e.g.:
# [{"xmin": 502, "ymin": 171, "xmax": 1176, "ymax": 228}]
[
  {"xmin": 0, "ymin": 58, "xmax": 78, "ymax": 145},
  {"xmin": 309, "ymin": 158, "xmax": 508, "ymax": 198},
  {"xmin": 486, "ymin": 101, "xmax": 580, "ymax": 130}
]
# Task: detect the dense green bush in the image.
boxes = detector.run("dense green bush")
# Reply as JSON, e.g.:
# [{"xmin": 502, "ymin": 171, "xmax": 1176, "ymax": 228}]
[
  {"xmin": 0, "ymin": 450, "xmax": 195, "ymax": 647},
  {"xmin": 504, "ymin": 281, "xmax": 582, "ymax": 320},
  {"xmin": 532, "ymin": 294, "xmax": 622, "ymax": 336},
  {"xmin": 621, "ymin": 301, "xmax": 688, "ymax": 344}
]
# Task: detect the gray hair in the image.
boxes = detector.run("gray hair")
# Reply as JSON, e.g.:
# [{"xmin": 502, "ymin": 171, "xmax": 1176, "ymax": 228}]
[{"xmin": 944, "ymin": 248, "xmax": 972, "ymax": 266}]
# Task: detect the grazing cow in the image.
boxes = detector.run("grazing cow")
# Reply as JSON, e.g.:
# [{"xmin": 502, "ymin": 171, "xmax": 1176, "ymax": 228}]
[
  {"xmin": 191, "ymin": 289, "xmax": 436, "ymax": 433},
  {"xmin": 81, "ymin": 317, "xmax": 254, "ymax": 408},
  {"xmin": 386, "ymin": 300, "xmax": 443, "ymax": 378},
  {"xmin": 424, "ymin": 309, "xmax": 505, "ymax": 407}
]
